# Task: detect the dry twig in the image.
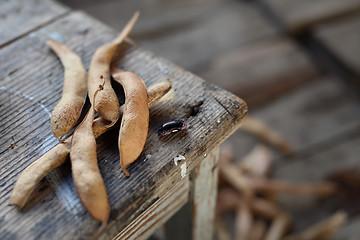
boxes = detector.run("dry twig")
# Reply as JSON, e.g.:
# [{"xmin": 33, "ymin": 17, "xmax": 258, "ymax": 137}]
[
  {"xmin": 241, "ymin": 116, "xmax": 293, "ymax": 155},
  {"xmin": 284, "ymin": 211, "xmax": 347, "ymax": 240}
]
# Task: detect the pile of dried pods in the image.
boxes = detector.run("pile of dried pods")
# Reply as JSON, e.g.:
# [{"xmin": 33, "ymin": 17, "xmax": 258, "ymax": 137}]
[
  {"xmin": 216, "ymin": 118, "xmax": 347, "ymax": 240},
  {"xmin": 9, "ymin": 12, "xmax": 173, "ymax": 223}
]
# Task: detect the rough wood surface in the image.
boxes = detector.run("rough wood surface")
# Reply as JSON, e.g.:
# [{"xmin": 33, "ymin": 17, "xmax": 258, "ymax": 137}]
[
  {"xmin": 263, "ymin": 0, "xmax": 360, "ymax": 32},
  {"xmin": 314, "ymin": 14, "xmax": 360, "ymax": 78},
  {"xmin": 0, "ymin": 0, "xmax": 69, "ymax": 48},
  {"xmin": 0, "ymin": 10, "xmax": 247, "ymax": 240},
  {"xmin": 163, "ymin": 148, "xmax": 220, "ymax": 240},
  {"xmin": 192, "ymin": 147, "xmax": 219, "ymax": 240},
  {"xmin": 113, "ymin": 177, "xmax": 189, "ymax": 240},
  {"xmin": 200, "ymin": 37, "xmax": 320, "ymax": 107}
]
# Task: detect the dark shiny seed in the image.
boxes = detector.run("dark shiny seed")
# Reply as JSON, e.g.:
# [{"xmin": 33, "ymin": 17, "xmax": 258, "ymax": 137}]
[{"xmin": 158, "ymin": 120, "xmax": 187, "ymax": 136}]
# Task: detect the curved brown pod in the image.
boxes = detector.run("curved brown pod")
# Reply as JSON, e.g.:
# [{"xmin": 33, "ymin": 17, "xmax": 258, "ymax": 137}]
[
  {"xmin": 46, "ymin": 39, "xmax": 87, "ymax": 141},
  {"xmin": 112, "ymin": 69, "xmax": 149, "ymax": 176},
  {"xmin": 9, "ymin": 141, "xmax": 70, "ymax": 207},
  {"xmin": 87, "ymin": 12, "xmax": 139, "ymax": 122},
  {"xmin": 147, "ymin": 81, "xmax": 172, "ymax": 106},
  {"xmin": 9, "ymin": 82, "xmax": 172, "ymax": 207},
  {"xmin": 70, "ymin": 87, "xmax": 110, "ymax": 223}
]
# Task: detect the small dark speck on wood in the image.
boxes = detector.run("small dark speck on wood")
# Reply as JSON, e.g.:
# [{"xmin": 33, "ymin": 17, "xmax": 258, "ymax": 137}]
[{"xmin": 188, "ymin": 99, "xmax": 204, "ymax": 117}]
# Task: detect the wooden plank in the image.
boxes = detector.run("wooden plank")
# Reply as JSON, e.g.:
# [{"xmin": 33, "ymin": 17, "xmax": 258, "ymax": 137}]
[
  {"xmin": 164, "ymin": 148, "xmax": 220, "ymax": 240},
  {"xmin": 0, "ymin": 11, "xmax": 247, "ymax": 240},
  {"xmin": 200, "ymin": 37, "xmax": 320, "ymax": 107},
  {"xmin": 263, "ymin": 0, "xmax": 360, "ymax": 32},
  {"xmin": 273, "ymin": 130, "xmax": 360, "ymax": 182},
  {"xmin": 113, "ymin": 177, "xmax": 189, "ymax": 240},
  {"xmin": 60, "ymin": 0, "xmax": 223, "ymax": 36},
  {"xmin": 61, "ymin": 0, "xmax": 278, "ymax": 72},
  {"xmin": 0, "ymin": 0, "xmax": 69, "ymax": 48},
  {"xmin": 270, "ymin": 131, "xmax": 360, "ymax": 235},
  {"xmin": 192, "ymin": 147, "xmax": 220, "ymax": 240},
  {"xmin": 314, "ymin": 14, "xmax": 360, "ymax": 78},
  {"xmin": 226, "ymin": 76, "xmax": 360, "ymax": 158}
]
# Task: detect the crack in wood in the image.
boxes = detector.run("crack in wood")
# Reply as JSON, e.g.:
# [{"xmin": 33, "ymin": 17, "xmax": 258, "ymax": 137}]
[{"xmin": 212, "ymin": 95, "xmax": 234, "ymax": 117}]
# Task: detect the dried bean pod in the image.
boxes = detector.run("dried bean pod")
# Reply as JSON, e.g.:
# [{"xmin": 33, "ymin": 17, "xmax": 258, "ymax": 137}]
[
  {"xmin": 70, "ymin": 87, "xmax": 110, "ymax": 222},
  {"xmin": 9, "ymin": 82, "xmax": 171, "ymax": 208},
  {"xmin": 9, "ymin": 141, "xmax": 70, "ymax": 207},
  {"xmin": 147, "ymin": 81, "xmax": 172, "ymax": 106},
  {"xmin": 47, "ymin": 39, "xmax": 87, "ymax": 141},
  {"xmin": 88, "ymin": 12, "xmax": 139, "ymax": 122},
  {"xmin": 112, "ymin": 69, "xmax": 148, "ymax": 176}
]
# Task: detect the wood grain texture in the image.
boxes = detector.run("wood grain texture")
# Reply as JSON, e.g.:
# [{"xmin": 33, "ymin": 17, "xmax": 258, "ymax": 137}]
[
  {"xmin": 314, "ymin": 14, "xmax": 360, "ymax": 77},
  {"xmin": 200, "ymin": 37, "xmax": 320, "ymax": 107},
  {"xmin": 263, "ymin": 0, "xmax": 360, "ymax": 32},
  {"xmin": 226, "ymin": 76, "xmax": 360, "ymax": 159},
  {"xmin": 113, "ymin": 177, "xmax": 189, "ymax": 240},
  {"xmin": 163, "ymin": 148, "xmax": 220, "ymax": 240},
  {"xmin": 0, "ymin": 11, "xmax": 247, "ymax": 240},
  {"xmin": 0, "ymin": 0, "xmax": 69, "ymax": 48},
  {"xmin": 192, "ymin": 148, "xmax": 219, "ymax": 240}
]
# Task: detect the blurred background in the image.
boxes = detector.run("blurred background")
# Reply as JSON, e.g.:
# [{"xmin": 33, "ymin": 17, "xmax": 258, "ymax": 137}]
[{"xmin": 58, "ymin": 0, "xmax": 360, "ymax": 239}]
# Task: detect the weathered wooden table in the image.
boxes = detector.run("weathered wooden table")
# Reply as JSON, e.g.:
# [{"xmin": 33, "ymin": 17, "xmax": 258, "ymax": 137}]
[{"xmin": 0, "ymin": 1, "xmax": 247, "ymax": 239}]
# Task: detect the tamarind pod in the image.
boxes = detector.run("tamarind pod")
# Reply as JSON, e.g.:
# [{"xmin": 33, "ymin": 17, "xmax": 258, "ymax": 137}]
[
  {"xmin": 9, "ymin": 117, "xmax": 110, "ymax": 208},
  {"xmin": 147, "ymin": 81, "xmax": 172, "ymax": 106},
  {"xmin": 9, "ymin": 83, "xmax": 171, "ymax": 207},
  {"xmin": 9, "ymin": 141, "xmax": 70, "ymax": 207},
  {"xmin": 112, "ymin": 70, "xmax": 149, "ymax": 176},
  {"xmin": 70, "ymin": 87, "xmax": 110, "ymax": 223},
  {"xmin": 87, "ymin": 12, "xmax": 139, "ymax": 121},
  {"xmin": 46, "ymin": 39, "xmax": 87, "ymax": 141}
]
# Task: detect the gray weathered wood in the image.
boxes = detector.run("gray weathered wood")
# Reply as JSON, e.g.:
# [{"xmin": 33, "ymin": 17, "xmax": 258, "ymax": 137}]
[
  {"xmin": 0, "ymin": 0, "xmax": 69, "ymax": 48},
  {"xmin": 0, "ymin": 10, "xmax": 247, "ymax": 240},
  {"xmin": 135, "ymin": 0, "xmax": 278, "ymax": 72},
  {"xmin": 164, "ymin": 148, "xmax": 220, "ymax": 240},
  {"xmin": 263, "ymin": 0, "xmax": 360, "ymax": 32},
  {"xmin": 200, "ymin": 37, "xmax": 320, "ymax": 107},
  {"xmin": 226, "ymin": 76, "xmax": 360, "ymax": 159},
  {"xmin": 335, "ymin": 214, "xmax": 360, "ymax": 239},
  {"xmin": 252, "ymin": 77, "xmax": 360, "ymax": 153},
  {"xmin": 59, "ymin": 0, "xmax": 278, "ymax": 72},
  {"xmin": 192, "ymin": 147, "xmax": 219, "ymax": 240},
  {"xmin": 113, "ymin": 177, "xmax": 189, "ymax": 240},
  {"xmin": 314, "ymin": 14, "xmax": 360, "ymax": 78},
  {"xmin": 271, "ymin": 130, "xmax": 360, "ymax": 236}
]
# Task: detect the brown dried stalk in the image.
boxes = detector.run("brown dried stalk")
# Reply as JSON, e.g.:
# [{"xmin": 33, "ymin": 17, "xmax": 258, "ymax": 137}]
[
  {"xmin": 250, "ymin": 179, "xmax": 338, "ymax": 197},
  {"xmin": 238, "ymin": 144, "xmax": 273, "ymax": 177},
  {"xmin": 265, "ymin": 213, "xmax": 291, "ymax": 240},
  {"xmin": 217, "ymin": 188, "xmax": 282, "ymax": 221},
  {"xmin": 284, "ymin": 211, "xmax": 347, "ymax": 240},
  {"xmin": 241, "ymin": 115, "xmax": 293, "ymax": 155},
  {"xmin": 248, "ymin": 221, "xmax": 267, "ymax": 240},
  {"xmin": 235, "ymin": 201, "xmax": 253, "ymax": 240},
  {"xmin": 220, "ymin": 163, "xmax": 253, "ymax": 199}
]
